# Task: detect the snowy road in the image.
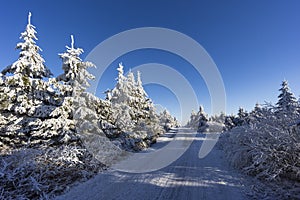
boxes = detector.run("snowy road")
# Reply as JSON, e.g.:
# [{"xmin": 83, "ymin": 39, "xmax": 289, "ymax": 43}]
[{"xmin": 58, "ymin": 129, "xmax": 248, "ymax": 200}]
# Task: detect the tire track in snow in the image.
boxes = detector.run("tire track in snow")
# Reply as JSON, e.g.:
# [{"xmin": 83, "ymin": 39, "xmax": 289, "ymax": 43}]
[{"xmin": 57, "ymin": 129, "xmax": 248, "ymax": 200}]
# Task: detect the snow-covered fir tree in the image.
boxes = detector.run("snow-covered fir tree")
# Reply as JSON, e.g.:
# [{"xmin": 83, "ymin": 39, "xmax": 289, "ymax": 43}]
[
  {"xmin": 251, "ymin": 103, "xmax": 263, "ymax": 116},
  {"xmin": 159, "ymin": 109, "xmax": 172, "ymax": 131},
  {"xmin": 125, "ymin": 70, "xmax": 141, "ymax": 123},
  {"xmin": 54, "ymin": 35, "xmax": 122, "ymax": 162},
  {"xmin": 54, "ymin": 35, "xmax": 101, "ymax": 135},
  {"xmin": 237, "ymin": 107, "xmax": 248, "ymax": 119},
  {"xmin": 142, "ymin": 101, "xmax": 164, "ymax": 139},
  {"xmin": 186, "ymin": 110, "xmax": 197, "ymax": 128},
  {"xmin": 110, "ymin": 63, "xmax": 128, "ymax": 104},
  {"xmin": 210, "ymin": 112, "xmax": 226, "ymax": 124},
  {"xmin": 135, "ymin": 71, "xmax": 150, "ymax": 114},
  {"xmin": 130, "ymin": 71, "xmax": 151, "ymax": 124},
  {"xmin": 45, "ymin": 35, "xmax": 99, "ymax": 145},
  {"xmin": 248, "ymin": 103, "xmax": 268, "ymax": 123},
  {"xmin": 186, "ymin": 105, "xmax": 208, "ymax": 131},
  {"xmin": 159, "ymin": 109, "xmax": 178, "ymax": 131},
  {"xmin": 109, "ymin": 63, "xmax": 134, "ymax": 132},
  {"xmin": 233, "ymin": 107, "xmax": 249, "ymax": 126},
  {"xmin": 106, "ymin": 64, "xmax": 166, "ymax": 150},
  {"xmin": 224, "ymin": 115, "xmax": 236, "ymax": 130},
  {"xmin": 276, "ymin": 80, "xmax": 298, "ymax": 116},
  {"xmin": 2, "ymin": 12, "xmax": 51, "ymax": 78},
  {"xmin": 130, "ymin": 71, "xmax": 163, "ymax": 140},
  {"xmin": 0, "ymin": 13, "xmax": 63, "ymax": 147},
  {"xmin": 57, "ymin": 35, "xmax": 95, "ymax": 94},
  {"xmin": 109, "ymin": 64, "xmax": 153, "ymax": 132},
  {"xmin": 197, "ymin": 106, "xmax": 209, "ymax": 131}
]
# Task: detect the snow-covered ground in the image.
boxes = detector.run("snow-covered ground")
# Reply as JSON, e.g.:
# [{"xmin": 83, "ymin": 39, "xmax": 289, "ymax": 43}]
[{"xmin": 57, "ymin": 128, "xmax": 249, "ymax": 200}]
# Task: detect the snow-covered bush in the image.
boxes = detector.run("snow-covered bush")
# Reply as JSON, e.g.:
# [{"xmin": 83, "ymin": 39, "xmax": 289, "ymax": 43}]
[
  {"xmin": 0, "ymin": 145, "xmax": 104, "ymax": 199},
  {"xmin": 220, "ymin": 116, "xmax": 299, "ymax": 178},
  {"xmin": 219, "ymin": 80, "xmax": 300, "ymax": 199}
]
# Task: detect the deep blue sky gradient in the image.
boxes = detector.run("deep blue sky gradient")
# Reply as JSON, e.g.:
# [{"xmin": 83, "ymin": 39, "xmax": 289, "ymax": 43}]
[{"xmin": 0, "ymin": 0, "xmax": 299, "ymax": 120}]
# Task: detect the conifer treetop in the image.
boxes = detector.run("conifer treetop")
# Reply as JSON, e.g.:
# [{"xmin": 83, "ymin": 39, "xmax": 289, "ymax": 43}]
[
  {"xmin": 58, "ymin": 35, "xmax": 95, "ymax": 93},
  {"xmin": 276, "ymin": 80, "xmax": 298, "ymax": 114},
  {"xmin": 28, "ymin": 12, "xmax": 32, "ymax": 25},
  {"xmin": 136, "ymin": 71, "xmax": 142, "ymax": 87},
  {"xmin": 2, "ymin": 12, "xmax": 52, "ymax": 78}
]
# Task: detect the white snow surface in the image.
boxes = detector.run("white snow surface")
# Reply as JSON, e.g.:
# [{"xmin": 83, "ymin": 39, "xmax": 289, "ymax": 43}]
[{"xmin": 57, "ymin": 128, "xmax": 248, "ymax": 200}]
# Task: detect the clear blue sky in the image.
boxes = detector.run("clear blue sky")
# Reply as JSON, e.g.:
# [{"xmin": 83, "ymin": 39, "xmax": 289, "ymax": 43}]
[{"xmin": 0, "ymin": 0, "xmax": 300, "ymax": 122}]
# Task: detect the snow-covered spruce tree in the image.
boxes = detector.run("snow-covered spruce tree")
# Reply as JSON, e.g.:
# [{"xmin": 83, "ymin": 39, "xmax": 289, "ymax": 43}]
[
  {"xmin": 110, "ymin": 63, "xmax": 128, "ymax": 104},
  {"xmin": 247, "ymin": 102, "xmax": 271, "ymax": 124},
  {"xmin": 124, "ymin": 70, "xmax": 142, "ymax": 124},
  {"xmin": 142, "ymin": 101, "xmax": 164, "ymax": 141},
  {"xmin": 250, "ymin": 103, "xmax": 263, "ymax": 119},
  {"xmin": 127, "ymin": 71, "xmax": 145, "ymax": 120},
  {"xmin": 0, "ymin": 12, "xmax": 63, "ymax": 148},
  {"xmin": 55, "ymin": 35, "xmax": 97, "ymax": 132},
  {"xmin": 2, "ymin": 12, "xmax": 52, "ymax": 78},
  {"xmin": 232, "ymin": 107, "xmax": 249, "ymax": 126},
  {"xmin": 134, "ymin": 71, "xmax": 150, "ymax": 120},
  {"xmin": 186, "ymin": 106, "xmax": 208, "ymax": 131},
  {"xmin": 224, "ymin": 115, "xmax": 236, "ymax": 130},
  {"xmin": 57, "ymin": 35, "xmax": 94, "ymax": 94},
  {"xmin": 109, "ymin": 63, "xmax": 134, "ymax": 133},
  {"xmin": 54, "ymin": 35, "xmax": 121, "ymax": 163},
  {"xmin": 131, "ymin": 71, "xmax": 164, "ymax": 145},
  {"xmin": 159, "ymin": 109, "xmax": 178, "ymax": 131},
  {"xmin": 186, "ymin": 110, "xmax": 198, "ymax": 129},
  {"xmin": 273, "ymin": 80, "xmax": 299, "ymax": 130},
  {"xmin": 107, "ymin": 64, "xmax": 164, "ymax": 150},
  {"xmin": 276, "ymin": 80, "xmax": 298, "ymax": 117},
  {"xmin": 109, "ymin": 64, "xmax": 150, "ymax": 133},
  {"xmin": 196, "ymin": 106, "xmax": 209, "ymax": 132},
  {"xmin": 210, "ymin": 112, "xmax": 226, "ymax": 124},
  {"xmin": 56, "ymin": 35, "xmax": 114, "ymax": 139}
]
